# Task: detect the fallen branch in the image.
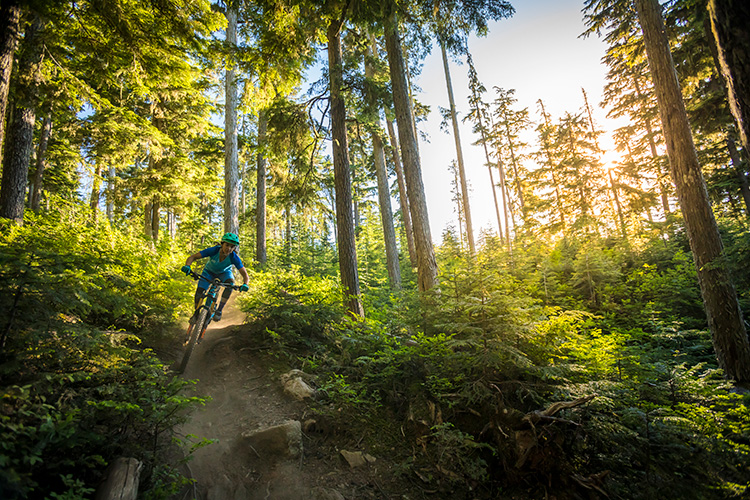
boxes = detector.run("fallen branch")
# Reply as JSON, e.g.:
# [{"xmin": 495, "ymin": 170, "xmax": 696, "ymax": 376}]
[{"xmin": 522, "ymin": 395, "xmax": 595, "ymax": 426}]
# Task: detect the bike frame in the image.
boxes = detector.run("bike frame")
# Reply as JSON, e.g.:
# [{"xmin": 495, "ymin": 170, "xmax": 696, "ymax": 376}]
[{"xmin": 178, "ymin": 270, "xmax": 240, "ymax": 373}]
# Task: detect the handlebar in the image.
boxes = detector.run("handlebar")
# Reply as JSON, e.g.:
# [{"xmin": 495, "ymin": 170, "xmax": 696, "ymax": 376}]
[{"xmin": 185, "ymin": 269, "xmax": 244, "ymax": 291}]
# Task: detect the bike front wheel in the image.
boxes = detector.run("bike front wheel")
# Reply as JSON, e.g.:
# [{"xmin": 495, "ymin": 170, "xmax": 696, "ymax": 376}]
[{"xmin": 178, "ymin": 307, "xmax": 209, "ymax": 374}]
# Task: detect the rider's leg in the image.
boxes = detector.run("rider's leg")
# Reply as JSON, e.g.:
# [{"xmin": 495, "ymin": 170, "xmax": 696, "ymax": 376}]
[
  {"xmin": 213, "ymin": 276, "xmax": 234, "ymax": 321},
  {"xmin": 192, "ymin": 271, "xmax": 214, "ymax": 321},
  {"xmin": 217, "ymin": 285, "xmax": 233, "ymax": 311}
]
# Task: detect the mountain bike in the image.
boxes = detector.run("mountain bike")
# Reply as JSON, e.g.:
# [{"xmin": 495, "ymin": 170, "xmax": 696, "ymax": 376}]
[{"xmin": 178, "ymin": 270, "xmax": 242, "ymax": 374}]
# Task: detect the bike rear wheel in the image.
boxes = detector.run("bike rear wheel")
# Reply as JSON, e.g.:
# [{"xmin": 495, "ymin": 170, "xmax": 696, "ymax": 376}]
[{"xmin": 178, "ymin": 307, "xmax": 209, "ymax": 373}]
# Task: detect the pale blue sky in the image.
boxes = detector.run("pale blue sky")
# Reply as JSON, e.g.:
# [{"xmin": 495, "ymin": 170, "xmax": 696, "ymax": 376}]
[{"xmin": 414, "ymin": 0, "xmax": 623, "ymax": 241}]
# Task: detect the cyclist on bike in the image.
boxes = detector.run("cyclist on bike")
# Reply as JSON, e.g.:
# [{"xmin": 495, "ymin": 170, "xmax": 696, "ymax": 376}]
[{"xmin": 181, "ymin": 232, "xmax": 250, "ymax": 322}]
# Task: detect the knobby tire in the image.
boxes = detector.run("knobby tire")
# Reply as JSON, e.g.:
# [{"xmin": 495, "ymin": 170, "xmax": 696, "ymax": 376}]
[{"xmin": 178, "ymin": 307, "xmax": 209, "ymax": 373}]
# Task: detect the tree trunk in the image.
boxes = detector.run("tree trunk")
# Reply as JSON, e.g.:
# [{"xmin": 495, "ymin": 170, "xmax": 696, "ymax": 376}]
[
  {"xmin": 144, "ymin": 202, "xmax": 153, "ymax": 239},
  {"xmin": 385, "ymin": 13, "xmax": 439, "ymax": 292},
  {"xmin": 0, "ymin": 0, "xmax": 21, "ymax": 163},
  {"xmin": 503, "ymin": 112, "xmax": 526, "ymax": 218},
  {"xmin": 486, "ymin": 158, "xmax": 504, "ymax": 240},
  {"xmin": 256, "ymin": 109, "xmax": 268, "ymax": 267},
  {"xmin": 707, "ymin": 0, "xmax": 750, "ymax": 153},
  {"xmin": 151, "ymin": 196, "xmax": 160, "ymax": 242},
  {"xmin": 386, "ymin": 119, "xmax": 417, "ymax": 269},
  {"xmin": 727, "ymin": 134, "xmax": 750, "ymax": 215},
  {"xmin": 90, "ymin": 162, "xmax": 102, "ymax": 220},
  {"xmin": 373, "ymin": 129, "xmax": 401, "ymax": 288},
  {"xmin": 497, "ymin": 158, "xmax": 511, "ymax": 248},
  {"xmin": 30, "ymin": 112, "xmax": 51, "ymax": 212},
  {"xmin": 106, "ymin": 165, "xmax": 115, "ymax": 222},
  {"xmin": 241, "ymin": 160, "xmax": 246, "ymax": 216},
  {"xmin": 582, "ymin": 89, "xmax": 627, "ymax": 239},
  {"xmin": 441, "ymin": 42, "xmax": 475, "ymax": 255},
  {"xmin": 632, "ymin": 73, "xmax": 671, "ymax": 214},
  {"xmin": 366, "ymin": 39, "xmax": 401, "ymax": 289},
  {"xmin": 224, "ymin": 3, "xmax": 240, "ymax": 235},
  {"xmin": 285, "ymin": 203, "xmax": 292, "ymax": 266},
  {"xmin": 451, "ymin": 163, "xmax": 465, "ymax": 246},
  {"xmin": 0, "ymin": 15, "xmax": 43, "ymax": 224},
  {"xmin": 538, "ymin": 100, "xmax": 567, "ymax": 236},
  {"xmin": 636, "ymin": 0, "xmax": 750, "ymax": 382},
  {"xmin": 607, "ymin": 169, "xmax": 627, "ymax": 239},
  {"xmin": 167, "ymin": 210, "xmax": 175, "ymax": 239},
  {"xmin": 466, "ymin": 59, "xmax": 504, "ymax": 239},
  {"xmin": 328, "ymin": 20, "xmax": 363, "ymax": 317},
  {"xmin": 95, "ymin": 457, "xmax": 141, "ymax": 500}
]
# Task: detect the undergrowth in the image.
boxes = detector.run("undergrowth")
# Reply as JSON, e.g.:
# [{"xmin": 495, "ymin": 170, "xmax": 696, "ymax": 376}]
[
  {"xmin": 0, "ymin": 208, "xmax": 204, "ymax": 499},
  {"xmin": 239, "ymin": 262, "xmax": 750, "ymax": 499}
]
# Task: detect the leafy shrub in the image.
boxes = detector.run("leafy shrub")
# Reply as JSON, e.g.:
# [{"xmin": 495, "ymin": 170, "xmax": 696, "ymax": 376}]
[
  {"xmin": 0, "ymin": 322, "xmax": 202, "ymax": 498},
  {"xmin": 238, "ymin": 266, "xmax": 347, "ymax": 353},
  {"xmin": 0, "ymin": 206, "xmax": 203, "ymax": 498},
  {"xmin": 237, "ymin": 231, "xmax": 750, "ymax": 498},
  {"xmin": 0, "ymin": 207, "xmax": 187, "ymax": 335}
]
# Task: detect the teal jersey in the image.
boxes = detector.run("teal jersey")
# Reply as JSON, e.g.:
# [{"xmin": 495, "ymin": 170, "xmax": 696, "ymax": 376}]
[{"xmin": 199, "ymin": 245, "xmax": 244, "ymax": 276}]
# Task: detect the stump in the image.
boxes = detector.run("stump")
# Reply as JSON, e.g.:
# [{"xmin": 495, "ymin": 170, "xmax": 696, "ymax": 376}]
[{"xmin": 95, "ymin": 457, "xmax": 142, "ymax": 500}]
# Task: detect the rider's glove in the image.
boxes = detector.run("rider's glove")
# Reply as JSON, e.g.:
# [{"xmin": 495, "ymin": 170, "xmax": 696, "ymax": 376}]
[
  {"xmin": 239, "ymin": 284, "xmax": 249, "ymax": 292},
  {"xmin": 181, "ymin": 265, "xmax": 191, "ymax": 275}
]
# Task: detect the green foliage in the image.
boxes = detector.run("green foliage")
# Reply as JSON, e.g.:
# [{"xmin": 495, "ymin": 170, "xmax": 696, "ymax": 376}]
[
  {"xmin": 0, "ymin": 205, "xmax": 187, "ymax": 335},
  {"xmin": 240, "ymin": 229, "xmax": 750, "ymax": 498},
  {"xmin": 0, "ymin": 206, "xmax": 204, "ymax": 498},
  {"xmin": 0, "ymin": 323, "xmax": 202, "ymax": 499},
  {"xmin": 238, "ymin": 266, "xmax": 347, "ymax": 353}
]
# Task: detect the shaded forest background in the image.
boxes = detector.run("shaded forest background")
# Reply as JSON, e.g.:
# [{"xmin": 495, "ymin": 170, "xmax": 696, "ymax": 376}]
[{"xmin": 1, "ymin": 0, "xmax": 750, "ymax": 498}]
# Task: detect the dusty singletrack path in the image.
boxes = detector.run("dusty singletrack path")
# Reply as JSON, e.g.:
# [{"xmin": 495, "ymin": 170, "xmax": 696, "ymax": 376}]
[
  {"xmin": 170, "ymin": 297, "xmax": 396, "ymax": 500},
  {"xmin": 174, "ymin": 297, "xmax": 314, "ymax": 499}
]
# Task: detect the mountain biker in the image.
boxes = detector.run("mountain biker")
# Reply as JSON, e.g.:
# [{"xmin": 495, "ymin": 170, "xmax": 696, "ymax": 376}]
[{"xmin": 181, "ymin": 232, "xmax": 250, "ymax": 322}]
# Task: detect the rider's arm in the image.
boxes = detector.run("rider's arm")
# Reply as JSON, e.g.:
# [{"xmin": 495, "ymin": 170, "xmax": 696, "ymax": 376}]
[
  {"xmin": 186, "ymin": 246, "xmax": 220, "ymax": 267},
  {"xmin": 238, "ymin": 266, "xmax": 249, "ymax": 285},
  {"xmin": 185, "ymin": 252, "xmax": 203, "ymax": 267},
  {"xmin": 229, "ymin": 253, "xmax": 249, "ymax": 285}
]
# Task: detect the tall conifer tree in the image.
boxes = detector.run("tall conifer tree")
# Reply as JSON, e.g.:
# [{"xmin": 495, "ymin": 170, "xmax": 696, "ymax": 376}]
[
  {"xmin": 384, "ymin": 11, "xmax": 439, "ymax": 292},
  {"xmin": 635, "ymin": 0, "xmax": 750, "ymax": 382},
  {"xmin": 224, "ymin": 1, "xmax": 240, "ymax": 235},
  {"xmin": 328, "ymin": 12, "xmax": 364, "ymax": 316}
]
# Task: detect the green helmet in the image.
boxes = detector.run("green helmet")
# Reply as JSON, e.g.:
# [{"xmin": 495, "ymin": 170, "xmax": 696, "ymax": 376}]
[{"xmin": 221, "ymin": 232, "xmax": 240, "ymax": 246}]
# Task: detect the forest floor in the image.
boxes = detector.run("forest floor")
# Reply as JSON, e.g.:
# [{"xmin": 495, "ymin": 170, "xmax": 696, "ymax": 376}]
[{"xmin": 158, "ymin": 297, "xmax": 422, "ymax": 500}]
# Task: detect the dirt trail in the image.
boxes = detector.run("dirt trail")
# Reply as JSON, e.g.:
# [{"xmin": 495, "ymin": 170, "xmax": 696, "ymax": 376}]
[
  {"xmin": 172, "ymin": 297, "xmax": 310, "ymax": 499},
  {"xmin": 169, "ymin": 297, "xmax": 395, "ymax": 500}
]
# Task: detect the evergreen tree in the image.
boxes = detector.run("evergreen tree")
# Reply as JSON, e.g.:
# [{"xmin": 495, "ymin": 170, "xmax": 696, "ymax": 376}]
[
  {"xmin": 384, "ymin": 11, "xmax": 439, "ymax": 292},
  {"xmin": 635, "ymin": 0, "xmax": 750, "ymax": 382},
  {"xmin": 532, "ymin": 100, "xmax": 567, "ymax": 238},
  {"xmin": 583, "ymin": 0, "xmax": 674, "ymax": 218},
  {"xmin": 491, "ymin": 87, "xmax": 531, "ymax": 231},
  {"xmin": 217, "ymin": 1, "xmax": 240, "ymax": 236},
  {"xmin": 582, "ymin": 88, "xmax": 627, "ymax": 240},
  {"xmin": 364, "ymin": 35, "xmax": 401, "ymax": 289},
  {"xmin": 256, "ymin": 109, "xmax": 268, "ymax": 265},
  {"xmin": 328, "ymin": 13, "xmax": 364, "ymax": 316},
  {"xmin": 440, "ymin": 41, "xmax": 475, "ymax": 255},
  {"xmin": 0, "ymin": 14, "xmax": 44, "ymax": 224},
  {"xmin": 465, "ymin": 55, "xmax": 504, "ymax": 239},
  {"xmin": 29, "ymin": 112, "xmax": 51, "ymax": 212},
  {"xmin": 0, "ymin": 0, "xmax": 21, "ymax": 161},
  {"xmin": 386, "ymin": 117, "xmax": 418, "ymax": 269},
  {"xmin": 706, "ymin": 0, "xmax": 750, "ymax": 154}
]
